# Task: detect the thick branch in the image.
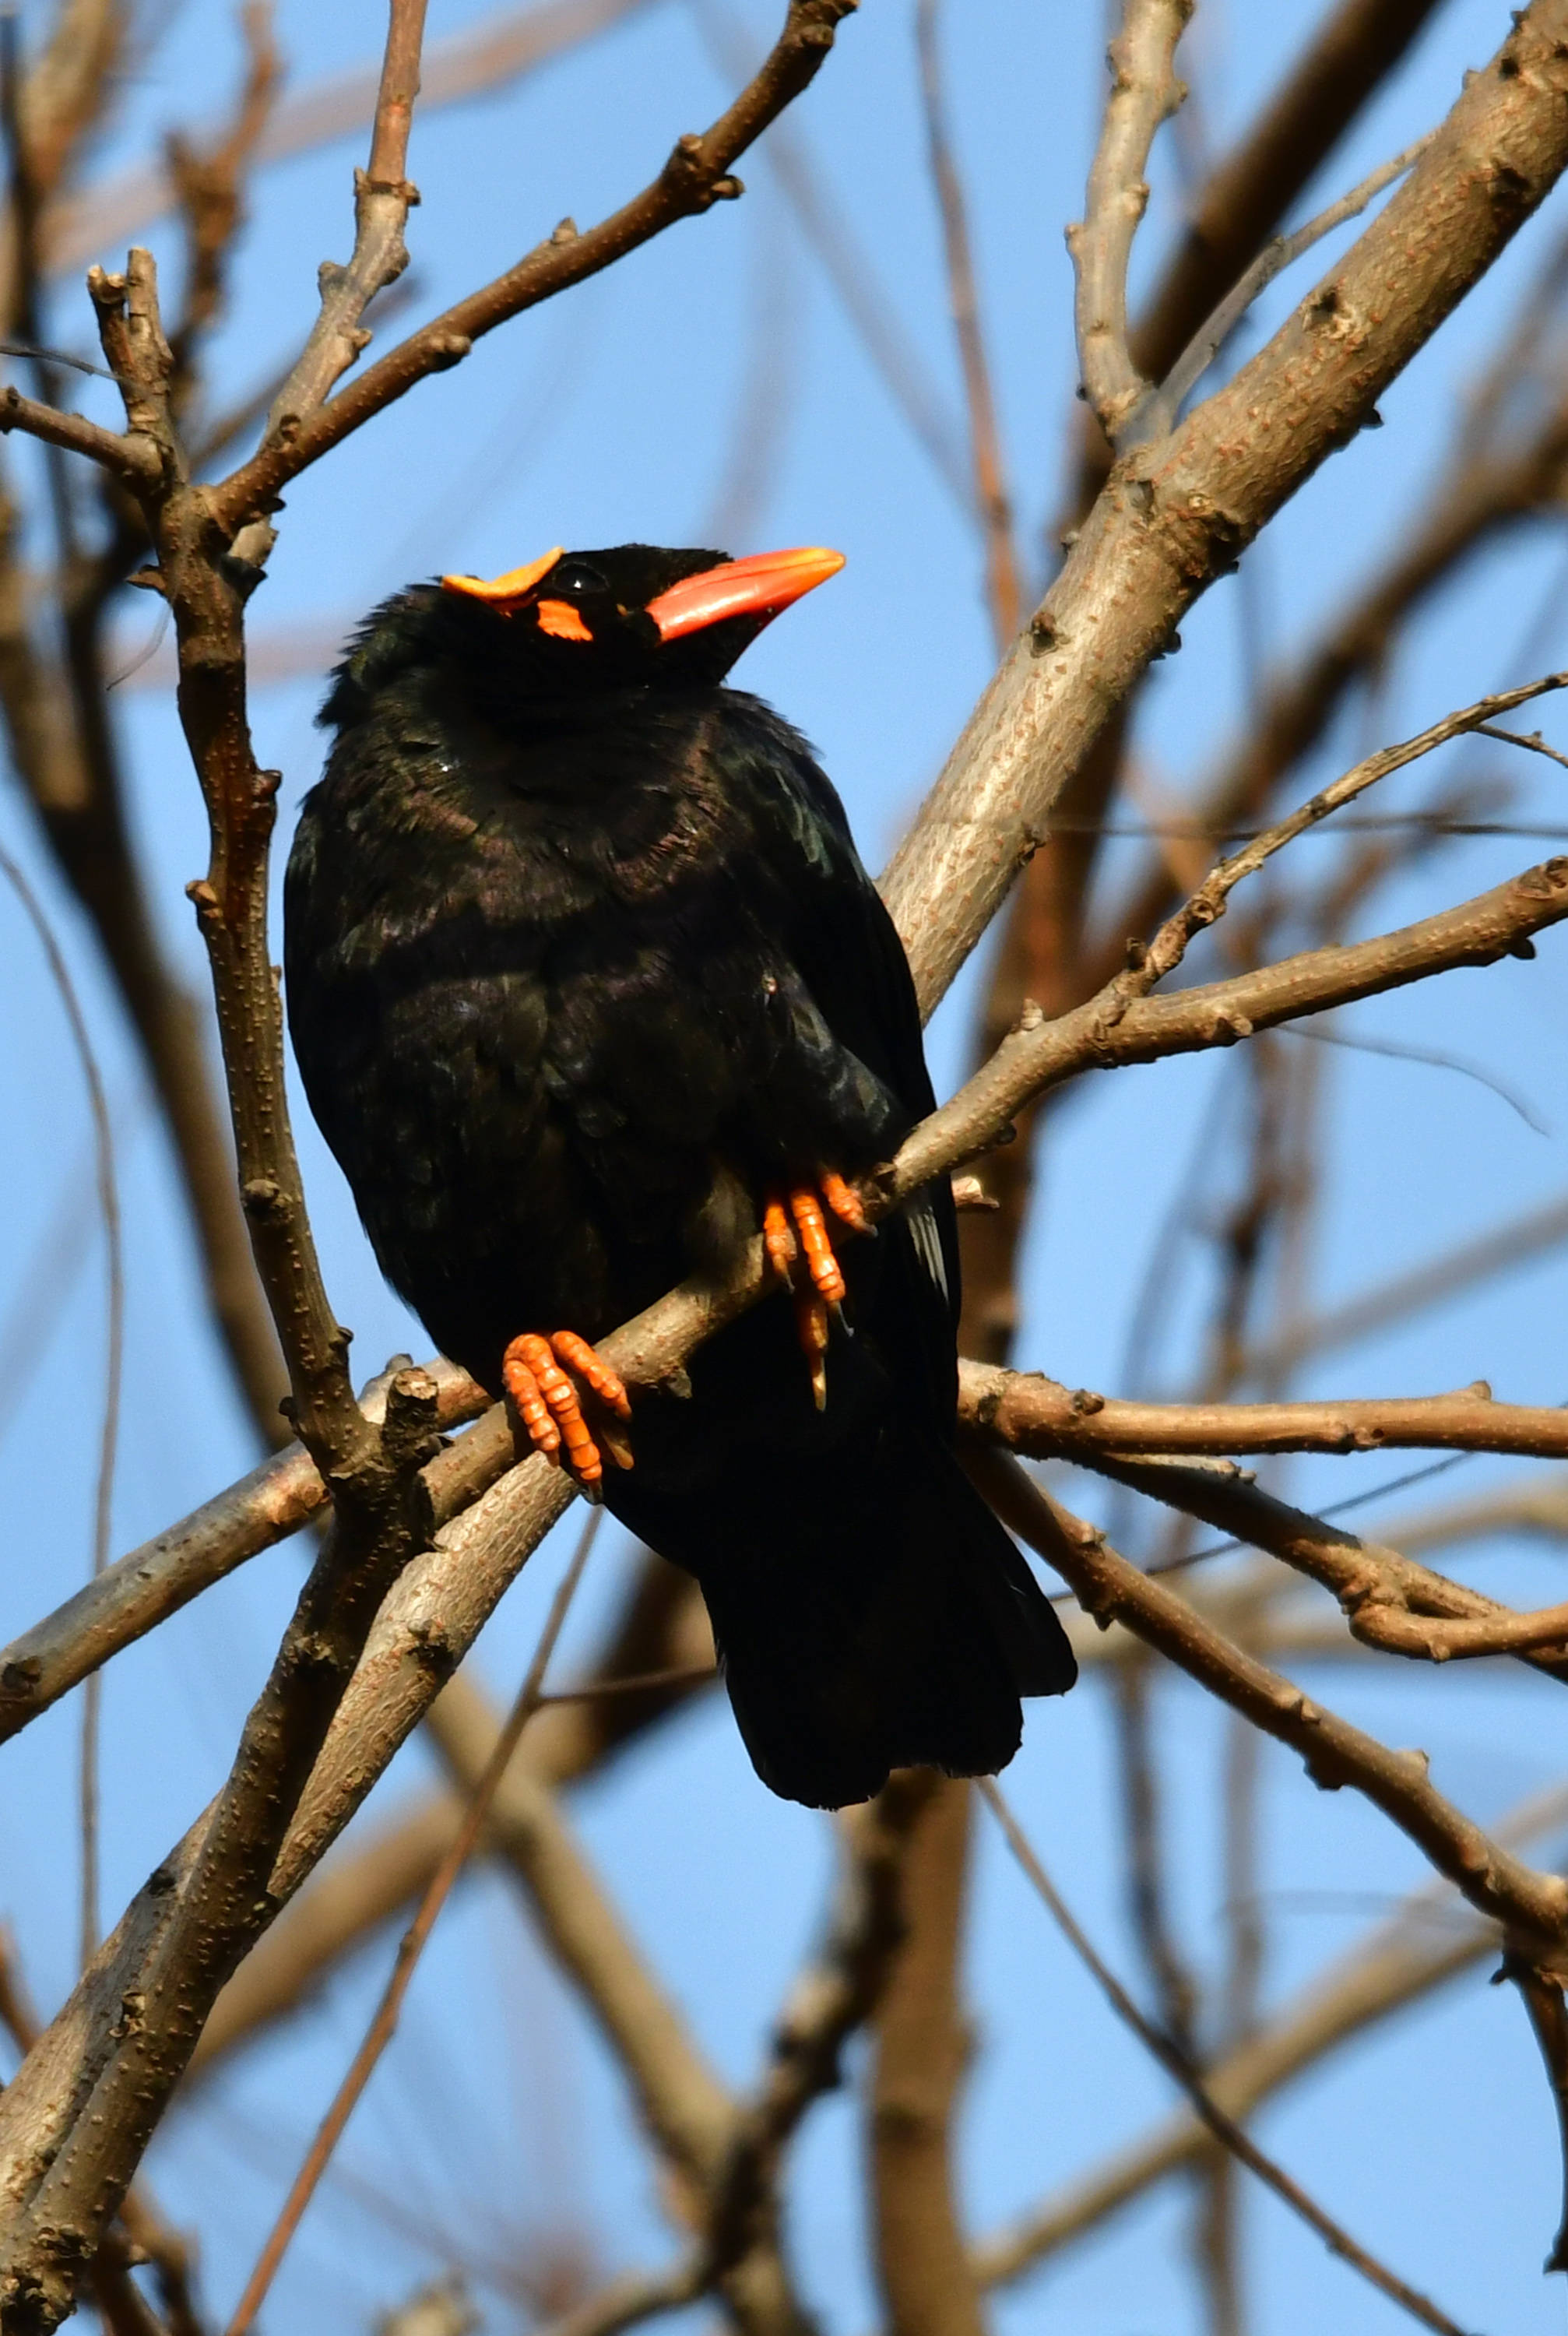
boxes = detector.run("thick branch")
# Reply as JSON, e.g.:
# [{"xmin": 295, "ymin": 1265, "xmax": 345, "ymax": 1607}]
[
  {"xmin": 1131, "ymin": 0, "xmax": 1446, "ymax": 378},
  {"xmin": 867, "ymin": 1778, "xmax": 986, "ymax": 2336},
  {"xmin": 1085, "ymin": 399, "xmax": 1568, "ymax": 997},
  {"xmin": 883, "ymin": 3, "xmax": 1568, "ymax": 1014}
]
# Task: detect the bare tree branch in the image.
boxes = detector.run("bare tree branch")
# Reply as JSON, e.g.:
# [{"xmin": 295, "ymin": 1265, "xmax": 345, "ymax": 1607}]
[
  {"xmin": 225, "ymin": 1507, "xmax": 598, "ymax": 2336},
  {"xmin": 529, "ymin": 2259, "xmax": 705, "ymax": 2336},
  {"xmin": 705, "ymin": 1775, "xmax": 934, "ymax": 2327},
  {"xmin": 1035, "ymin": 1439, "xmax": 1568, "ymax": 1675},
  {"xmin": 255, "ymin": 0, "xmax": 427, "ymax": 455},
  {"xmin": 965, "ymin": 0, "xmax": 1454, "ymax": 1369},
  {"xmin": 420, "ymin": 1671, "xmax": 734, "ymax": 2204},
  {"xmin": 50, "ymin": 0, "xmax": 656, "ymax": 275},
  {"xmin": 204, "ymin": 0, "xmax": 858, "ymax": 535},
  {"xmin": 982, "ymin": 1777, "xmax": 1478, "ymax": 2336},
  {"xmin": 867, "ymin": 1778, "xmax": 986, "ymax": 2336},
  {"xmin": 898, "ymin": 855, "xmax": 1568, "ymax": 1198},
  {"xmin": 0, "ymin": 384, "xmax": 152, "ymax": 475},
  {"xmin": 1131, "ymin": 0, "xmax": 1446, "ymax": 381},
  {"xmin": 0, "ymin": 1360, "xmax": 487, "ymax": 1745},
  {"xmin": 976, "ymin": 1789, "xmax": 1568, "ymax": 2285},
  {"xmin": 1503, "ymin": 1954, "xmax": 1568, "ymax": 2272},
  {"xmin": 884, "ymin": 3, "xmax": 1568, "ymax": 1015},
  {"xmin": 959, "ymin": 1367, "xmax": 1568, "ymax": 1465},
  {"xmin": 1068, "ymin": 0, "xmax": 1190, "ymax": 444},
  {"xmin": 972, "ymin": 1453, "xmax": 1568, "ymax": 1954},
  {"xmin": 1139, "ymin": 128, "xmax": 1434, "ymax": 441}
]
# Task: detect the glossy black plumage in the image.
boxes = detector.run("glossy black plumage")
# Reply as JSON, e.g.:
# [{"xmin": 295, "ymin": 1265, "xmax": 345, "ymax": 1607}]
[{"xmin": 284, "ymin": 544, "xmax": 1075, "ymax": 1807}]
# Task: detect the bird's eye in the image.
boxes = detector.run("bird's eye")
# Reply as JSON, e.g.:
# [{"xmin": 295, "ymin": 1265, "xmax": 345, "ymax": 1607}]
[{"xmin": 548, "ymin": 560, "xmax": 609, "ymax": 599}]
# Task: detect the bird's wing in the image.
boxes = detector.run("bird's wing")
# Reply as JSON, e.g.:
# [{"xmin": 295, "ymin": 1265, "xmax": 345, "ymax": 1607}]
[
  {"xmin": 719, "ymin": 694, "xmax": 936, "ymax": 1122},
  {"xmin": 719, "ymin": 695, "xmax": 962, "ymax": 1350}
]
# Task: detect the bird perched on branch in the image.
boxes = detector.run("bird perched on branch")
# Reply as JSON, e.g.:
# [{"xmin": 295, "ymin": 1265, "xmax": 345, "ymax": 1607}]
[{"xmin": 285, "ymin": 540, "xmax": 1075, "ymax": 1807}]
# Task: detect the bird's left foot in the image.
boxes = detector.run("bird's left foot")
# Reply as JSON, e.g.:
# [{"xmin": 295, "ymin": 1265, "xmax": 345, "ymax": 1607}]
[
  {"xmin": 761, "ymin": 1173, "xmax": 869, "ymax": 1411},
  {"xmin": 502, "ymin": 1330, "xmax": 633, "ymax": 1498}
]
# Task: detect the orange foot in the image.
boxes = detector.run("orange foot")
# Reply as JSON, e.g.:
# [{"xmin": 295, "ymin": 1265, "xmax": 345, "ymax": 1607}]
[
  {"xmin": 761, "ymin": 1173, "xmax": 870, "ymax": 1411},
  {"xmin": 502, "ymin": 1330, "xmax": 633, "ymax": 1497}
]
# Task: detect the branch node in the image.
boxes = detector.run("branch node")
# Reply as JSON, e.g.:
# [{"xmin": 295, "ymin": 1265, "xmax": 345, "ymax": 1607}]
[{"xmin": 240, "ymin": 1177, "xmax": 287, "ymax": 1226}]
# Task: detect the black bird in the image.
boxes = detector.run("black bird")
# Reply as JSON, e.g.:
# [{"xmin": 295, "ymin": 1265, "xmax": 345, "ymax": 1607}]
[{"xmin": 284, "ymin": 542, "xmax": 1076, "ymax": 1808}]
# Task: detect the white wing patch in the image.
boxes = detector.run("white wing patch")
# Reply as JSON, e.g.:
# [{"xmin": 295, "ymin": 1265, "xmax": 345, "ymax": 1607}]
[{"xmin": 902, "ymin": 1194, "xmax": 950, "ymax": 1303}]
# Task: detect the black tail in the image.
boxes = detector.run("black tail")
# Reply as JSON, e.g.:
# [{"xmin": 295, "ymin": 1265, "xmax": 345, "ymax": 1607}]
[{"xmin": 671, "ymin": 1438, "xmax": 1077, "ymax": 1810}]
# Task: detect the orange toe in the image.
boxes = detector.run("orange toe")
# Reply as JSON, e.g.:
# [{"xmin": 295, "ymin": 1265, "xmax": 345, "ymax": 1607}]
[
  {"xmin": 762, "ymin": 1197, "xmax": 796, "ymax": 1282},
  {"xmin": 820, "ymin": 1170, "xmax": 867, "ymax": 1233},
  {"xmin": 789, "ymin": 1185, "xmax": 846, "ymax": 1307},
  {"xmin": 502, "ymin": 1331, "xmax": 633, "ymax": 1491},
  {"xmin": 759, "ymin": 1173, "xmax": 872, "ymax": 1409}
]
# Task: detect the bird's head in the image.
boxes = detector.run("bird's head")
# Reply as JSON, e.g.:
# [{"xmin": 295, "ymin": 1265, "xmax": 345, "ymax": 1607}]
[{"xmin": 321, "ymin": 541, "xmax": 845, "ymax": 731}]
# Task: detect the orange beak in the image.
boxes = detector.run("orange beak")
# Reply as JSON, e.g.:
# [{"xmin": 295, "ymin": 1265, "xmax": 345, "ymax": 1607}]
[{"xmin": 645, "ymin": 546, "xmax": 845, "ymax": 642}]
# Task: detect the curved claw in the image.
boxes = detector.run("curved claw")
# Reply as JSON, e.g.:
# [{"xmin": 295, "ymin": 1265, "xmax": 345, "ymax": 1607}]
[{"xmin": 503, "ymin": 1331, "xmax": 633, "ymax": 1493}]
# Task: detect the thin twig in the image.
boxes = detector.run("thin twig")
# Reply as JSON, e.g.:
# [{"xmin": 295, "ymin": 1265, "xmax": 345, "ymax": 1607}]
[
  {"xmin": 1034, "ymin": 1437, "xmax": 1568, "ymax": 1678},
  {"xmin": 690, "ymin": 0, "xmax": 970, "ymax": 505},
  {"xmin": 223, "ymin": 1507, "xmax": 603, "ymax": 2336},
  {"xmin": 1278, "ymin": 1020, "xmax": 1549, "ymax": 1135},
  {"xmin": 706, "ymin": 1774, "xmax": 935, "ymax": 2285},
  {"xmin": 979, "ymin": 1780, "xmax": 1475, "ymax": 2336},
  {"xmin": 974, "ymin": 1782, "xmax": 1568, "ymax": 2288},
  {"xmin": 260, "ymin": 0, "xmax": 429, "ymax": 446},
  {"xmin": 0, "ymin": 842, "xmax": 121, "ymax": 1972},
  {"xmin": 50, "ymin": 0, "xmax": 655, "ymax": 273},
  {"xmin": 209, "ymin": 0, "xmax": 861, "ymax": 534},
  {"xmin": 1125, "ymin": 672, "xmax": 1568, "ymax": 1001},
  {"xmin": 1138, "ymin": 129, "xmax": 1435, "ymax": 439},
  {"xmin": 1475, "ymin": 719, "xmax": 1568, "ymax": 772},
  {"xmin": 536, "ymin": 1662, "xmax": 719, "ymax": 1706},
  {"xmin": 1242, "ymin": 1184, "xmax": 1568, "ymax": 1383}
]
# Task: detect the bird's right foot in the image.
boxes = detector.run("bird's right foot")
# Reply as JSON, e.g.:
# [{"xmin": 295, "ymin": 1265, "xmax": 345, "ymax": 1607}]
[{"xmin": 502, "ymin": 1331, "xmax": 633, "ymax": 1497}]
